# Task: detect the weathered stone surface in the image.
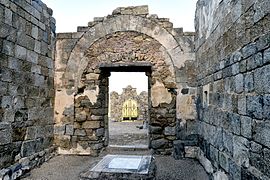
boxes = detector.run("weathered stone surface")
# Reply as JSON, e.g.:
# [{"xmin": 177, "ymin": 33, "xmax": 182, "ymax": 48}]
[
  {"xmin": 151, "ymin": 138, "xmax": 168, "ymax": 149},
  {"xmin": 0, "ymin": 0, "xmax": 55, "ymax": 175},
  {"xmin": 240, "ymin": 116, "xmax": 252, "ymax": 139},
  {"xmin": 164, "ymin": 126, "xmax": 176, "ymax": 136},
  {"xmin": 253, "ymin": 121, "xmax": 270, "ymax": 148},
  {"xmin": 246, "ymin": 95, "xmax": 263, "ymax": 119}
]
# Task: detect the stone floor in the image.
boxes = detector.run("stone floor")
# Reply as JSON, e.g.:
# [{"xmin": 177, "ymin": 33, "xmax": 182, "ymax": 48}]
[{"xmin": 22, "ymin": 150, "xmax": 209, "ymax": 180}]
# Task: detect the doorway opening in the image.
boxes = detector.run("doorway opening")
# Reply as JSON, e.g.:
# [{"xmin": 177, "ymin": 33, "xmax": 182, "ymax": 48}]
[{"xmin": 108, "ymin": 72, "xmax": 149, "ymax": 148}]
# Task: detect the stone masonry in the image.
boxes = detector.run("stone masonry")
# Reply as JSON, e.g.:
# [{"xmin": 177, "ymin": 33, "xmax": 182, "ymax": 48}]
[
  {"xmin": 195, "ymin": 0, "xmax": 270, "ymax": 179},
  {"xmin": 54, "ymin": 5, "xmax": 196, "ymax": 156},
  {"xmin": 110, "ymin": 85, "xmax": 148, "ymax": 122},
  {"xmin": 1, "ymin": 0, "xmax": 269, "ymax": 179},
  {"xmin": 0, "ymin": 0, "xmax": 56, "ymax": 179}
]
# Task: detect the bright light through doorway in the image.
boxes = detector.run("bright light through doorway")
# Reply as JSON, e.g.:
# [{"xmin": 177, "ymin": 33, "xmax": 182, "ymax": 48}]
[{"xmin": 109, "ymin": 72, "xmax": 148, "ymax": 94}]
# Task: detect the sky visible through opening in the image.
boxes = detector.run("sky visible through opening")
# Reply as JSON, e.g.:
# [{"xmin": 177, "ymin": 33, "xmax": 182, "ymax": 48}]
[{"xmin": 109, "ymin": 72, "xmax": 148, "ymax": 93}]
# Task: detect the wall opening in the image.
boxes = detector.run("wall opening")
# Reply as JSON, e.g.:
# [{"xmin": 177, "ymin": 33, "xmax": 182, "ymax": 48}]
[{"xmin": 108, "ymin": 72, "xmax": 149, "ymax": 148}]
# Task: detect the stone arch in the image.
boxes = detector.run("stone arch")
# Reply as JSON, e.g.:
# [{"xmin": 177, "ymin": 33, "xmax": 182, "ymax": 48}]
[
  {"xmin": 55, "ymin": 6, "xmax": 195, "ymax": 155},
  {"xmin": 63, "ymin": 14, "xmax": 188, "ymax": 92}
]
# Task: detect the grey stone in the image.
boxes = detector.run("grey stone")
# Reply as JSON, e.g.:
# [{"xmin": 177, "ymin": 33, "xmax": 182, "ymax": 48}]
[
  {"xmin": 251, "ymin": 141, "xmax": 262, "ymax": 153},
  {"xmin": 21, "ymin": 140, "xmax": 37, "ymax": 157},
  {"xmin": 2, "ymin": 40, "xmax": 14, "ymax": 56},
  {"xmin": 241, "ymin": 43, "xmax": 257, "ymax": 59},
  {"xmin": 223, "ymin": 130, "xmax": 233, "ymax": 155},
  {"xmin": 8, "ymin": 57, "xmax": 22, "ymax": 71},
  {"xmin": 231, "ymin": 63, "xmax": 239, "ymax": 75},
  {"xmin": 229, "ymin": 160, "xmax": 241, "ymax": 180},
  {"xmin": 263, "ymin": 48, "xmax": 270, "ymax": 64},
  {"xmin": 65, "ymin": 125, "xmax": 74, "ymax": 135},
  {"xmin": 246, "ymin": 95, "xmax": 263, "ymax": 119},
  {"xmin": 54, "ymin": 125, "xmax": 65, "ymax": 135},
  {"xmin": 240, "ymin": 116, "xmax": 252, "ymax": 139},
  {"xmin": 233, "ymin": 135, "xmax": 249, "ymax": 167},
  {"xmin": 74, "ymin": 129, "xmax": 86, "ymax": 136},
  {"xmin": 244, "ymin": 72, "xmax": 254, "ymax": 92},
  {"xmin": 4, "ymin": 8, "xmax": 12, "ymax": 25},
  {"xmin": 254, "ymin": 64, "xmax": 270, "ymax": 94},
  {"xmin": 219, "ymin": 152, "xmax": 229, "ymax": 172},
  {"xmin": 26, "ymin": 50, "xmax": 38, "ymax": 64},
  {"xmin": 15, "ymin": 45, "xmax": 27, "ymax": 60},
  {"xmin": 234, "ymin": 74, "xmax": 243, "ymax": 93},
  {"xmin": 96, "ymin": 128, "xmax": 104, "ymax": 137},
  {"xmin": 247, "ymin": 53, "xmax": 263, "ymax": 71},
  {"xmin": 238, "ymin": 95, "xmax": 246, "ymax": 115},
  {"xmin": 164, "ymin": 126, "xmax": 175, "ymax": 136},
  {"xmin": 0, "ymin": 123, "xmax": 11, "ymax": 145},
  {"xmin": 151, "ymin": 138, "xmax": 168, "ymax": 149},
  {"xmin": 149, "ymin": 126, "xmax": 162, "ymax": 134},
  {"xmin": 253, "ymin": 120, "xmax": 270, "ymax": 148},
  {"xmin": 263, "ymin": 95, "xmax": 270, "ymax": 120}
]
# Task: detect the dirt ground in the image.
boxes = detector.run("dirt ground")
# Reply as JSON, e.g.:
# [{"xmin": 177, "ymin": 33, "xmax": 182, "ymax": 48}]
[{"xmin": 109, "ymin": 120, "xmax": 149, "ymax": 146}]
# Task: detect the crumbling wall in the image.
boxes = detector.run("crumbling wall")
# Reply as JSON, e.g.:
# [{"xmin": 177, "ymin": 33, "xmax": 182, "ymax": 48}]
[
  {"xmin": 55, "ymin": 5, "xmax": 196, "ymax": 156},
  {"xmin": 0, "ymin": 0, "xmax": 56, "ymax": 179},
  {"xmin": 195, "ymin": 0, "xmax": 270, "ymax": 179}
]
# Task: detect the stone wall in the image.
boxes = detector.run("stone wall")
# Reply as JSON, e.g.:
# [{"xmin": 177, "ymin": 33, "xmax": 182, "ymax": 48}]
[
  {"xmin": 0, "ymin": 0, "xmax": 56, "ymax": 179},
  {"xmin": 195, "ymin": 0, "xmax": 270, "ymax": 179},
  {"xmin": 55, "ymin": 5, "xmax": 197, "ymax": 156},
  {"xmin": 110, "ymin": 85, "xmax": 148, "ymax": 122}
]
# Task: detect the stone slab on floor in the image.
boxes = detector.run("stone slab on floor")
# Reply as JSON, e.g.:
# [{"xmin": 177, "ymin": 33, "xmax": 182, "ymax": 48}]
[{"xmin": 80, "ymin": 154, "xmax": 155, "ymax": 180}]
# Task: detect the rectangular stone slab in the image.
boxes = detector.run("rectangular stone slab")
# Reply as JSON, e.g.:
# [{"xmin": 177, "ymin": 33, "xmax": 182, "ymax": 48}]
[
  {"xmin": 108, "ymin": 157, "xmax": 142, "ymax": 169},
  {"xmin": 90, "ymin": 154, "xmax": 152, "ymax": 174}
]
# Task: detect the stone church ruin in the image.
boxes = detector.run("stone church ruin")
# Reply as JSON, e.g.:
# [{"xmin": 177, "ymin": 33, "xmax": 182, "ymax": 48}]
[{"xmin": 0, "ymin": 0, "xmax": 270, "ymax": 179}]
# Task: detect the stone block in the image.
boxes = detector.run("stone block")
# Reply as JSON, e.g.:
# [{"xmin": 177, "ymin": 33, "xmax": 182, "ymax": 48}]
[
  {"xmin": 164, "ymin": 126, "xmax": 175, "ymax": 136},
  {"xmin": 241, "ymin": 43, "xmax": 257, "ymax": 59},
  {"xmin": 2, "ymin": 40, "xmax": 14, "ymax": 56},
  {"xmin": 263, "ymin": 95, "xmax": 270, "ymax": 120},
  {"xmin": 0, "ymin": 123, "xmax": 11, "ymax": 145},
  {"xmin": 74, "ymin": 129, "xmax": 86, "ymax": 136},
  {"xmin": 150, "ymin": 138, "xmax": 168, "ymax": 149},
  {"xmin": 149, "ymin": 126, "xmax": 162, "ymax": 134},
  {"xmin": 15, "ymin": 45, "xmax": 27, "ymax": 60},
  {"xmin": 231, "ymin": 63, "xmax": 239, "ymax": 75},
  {"xmin": 263, "ymin": 48, "xmax": 270, "ymax": 64},
  {"xmin": 54, "ymin": 125, "xmax": 65, "ymax": 135},
  {"xmin": 229, "ymin": 160, "xmax": 241, "ymax": 180},
  {"xmin": 233, "ymin": 135, "xmax": 249, "ymax": 167},
  {"xmin": 246, "ymin": 95, "xmax": 263, "ymax": 119},
  {"xmin": 65, "ymin": 125, "xmax": 74, "ymax": 135},
  {"xmin": 223, "ymin": 130, "xmax": 233, "ymax": 155},
  {"xmin": 251, "ymin": 141, "xmax": 262, "ymax": 153},
  {"xmin": 26, "ymin": 50, "xmax": 38, "ymax": 64},
  {"xmin": 184, "ymin": 146, "xmax": 199, "ymax": 158},
  {"xmin": 238, "ymin": 95, "xmax": 246, "ymax": 115},
  {"xmin": 4, "ymin": 8, "xmax": 12, "ymax": 25},
  {"xmin": 82, "ymin": 121, "xmax": 100, "ymax": 129},
  {"xmin": 253, "ymin": 120, "xmax": 270, "ymax": 148},
  {"xmin": 209, "ymin": 145, "xmax": 219, "ymax": 167},
  {"xmin": 244, "ymin": 72, "xmax": 254, "ymax": 92},
  {"xmin": 219, "ymin": 152, "xmax": 229, "ymax": 172},
  {"xmin": 247, "ymin": 53, "xmax": 263, "ymax": 71},
  {"xmin": 254, "ymin": 64, "xmax": 270, "ymax": 94},
  {"xmin": 240, "ymin": 116, "xmax": 252, "ymax": 139},
  {"xmin": 234, "ymin": 74, "xmax": 244, "ymax": 93},
  {"xmin": 21, "ymin": 140, "xmax": 36, "ymax": 157},
  {"xmin": 95, "ymin": 128, "xmax": 104, "ymax": 137}
]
